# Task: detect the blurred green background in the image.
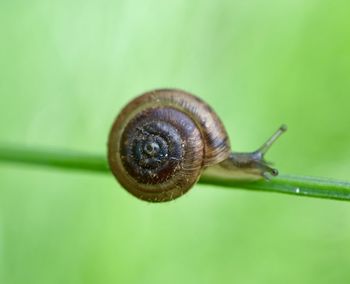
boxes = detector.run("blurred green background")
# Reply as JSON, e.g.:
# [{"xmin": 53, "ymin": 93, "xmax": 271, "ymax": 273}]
[{"xmin": 1, "ymin": 0, "xmax": 350, "ymax": 283}]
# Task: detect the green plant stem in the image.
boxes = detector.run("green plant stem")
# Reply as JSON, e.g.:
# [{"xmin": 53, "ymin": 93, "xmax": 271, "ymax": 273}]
[
  {"xmin": 0, "ymin": 144, "xmax": 349, "ymax": 201},
  {"xmin": 0, "ymin": 145, "xmax": 108, "ymax": 172}
]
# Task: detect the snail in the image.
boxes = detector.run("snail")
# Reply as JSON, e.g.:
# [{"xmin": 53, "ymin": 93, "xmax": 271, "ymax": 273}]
[{"xmin": 108, "ymin": 89, "xmax": 286, "ymax": 202}]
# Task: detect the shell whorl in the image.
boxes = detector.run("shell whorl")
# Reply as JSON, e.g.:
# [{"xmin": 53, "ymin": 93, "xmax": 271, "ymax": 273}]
[{"xmin": 108, "ymin": 89, "xmax": 231, "ymax": 202}]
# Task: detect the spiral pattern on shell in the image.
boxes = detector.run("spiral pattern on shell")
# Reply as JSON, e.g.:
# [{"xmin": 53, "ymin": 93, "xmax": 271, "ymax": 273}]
[{"xmin": 108, "ymin": 89, "xmax": 231, "ymax": 202}]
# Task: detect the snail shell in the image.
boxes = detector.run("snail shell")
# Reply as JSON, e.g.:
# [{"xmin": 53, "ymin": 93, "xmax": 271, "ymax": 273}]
[{"xmin": 108, "ymin": 89, "xmax": 231, "ymax": 202}]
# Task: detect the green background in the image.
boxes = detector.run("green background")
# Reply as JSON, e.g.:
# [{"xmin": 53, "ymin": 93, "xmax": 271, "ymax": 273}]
[{"xmin": 1, "ymin": 0, "xmax": 350, "ymax": 283}]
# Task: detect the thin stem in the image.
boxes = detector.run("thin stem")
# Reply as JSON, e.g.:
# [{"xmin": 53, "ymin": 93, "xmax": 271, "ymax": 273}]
[
  {"xmin": 200, "ymin": 174, "xmax": 350, "ymax": 201},
  {"xmin": 0, "ymin": 144, "xmax": 108, "ymax": 172},
  {"xmin": 0, "ymin": 144, "xmax": 350, "ymax": 202}
]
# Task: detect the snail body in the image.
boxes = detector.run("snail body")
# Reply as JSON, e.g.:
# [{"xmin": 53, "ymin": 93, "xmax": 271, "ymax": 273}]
[{"xmin": 108, "ymin": 89, "xmax": 286, "ymax": 202}]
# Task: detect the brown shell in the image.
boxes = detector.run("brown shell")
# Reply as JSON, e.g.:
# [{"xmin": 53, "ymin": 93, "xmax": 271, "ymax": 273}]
[{"xmin": 108, "ymin": 89, "xmax": 231, "ymax": 202}]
